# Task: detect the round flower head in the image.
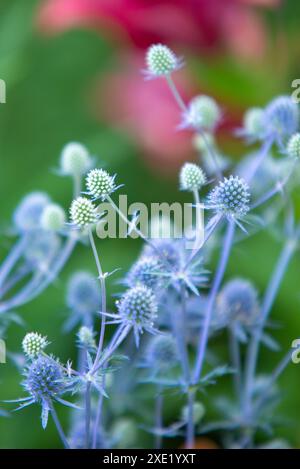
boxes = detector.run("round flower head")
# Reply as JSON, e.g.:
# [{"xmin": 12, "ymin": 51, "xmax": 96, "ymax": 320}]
[
  {"xmin": 208, "ymin": 175, "xmax": 250, "ymax": 219},
  {"xmin": 264, "ymin": 95, "xmax": 299, "ymax": 141},
  {"xmin": 70, "ymin": 197, "xmax": 97, "ymax": 227},
  {"xmin": 127, "ymin": 257, "xmax": 163, "ymax": 290},
  {"xmin": 142, "ymin": 239, "xmax": 180, "ymax": 270},
  {"xmin": 24, "ymin": 355, "xmax": 65, "ymax": 402},
  {"xmin": 181, "ymin": 401, "xmax": 205, "ymax": 424},
  {"xmin": 86, "ymin": 168, "xmax": 116, "ymax": 200},
  {"xmin": 41, "ymin": 203, "xmax": 66, "ymax": 231},
  {"xmin": 60, "ymin": 142, "xmax": 91, "ymax": 176},
  {"xmin": 146, "ymin": 334, "xmax": 178, "ymax": 371},
  {"xmin": 217, "ymin": 278, "xmax": 258, "ymax": 326},
  {"xmin": 22, "ymin": 332, "xmax": 48, "ymax": 359},
  {"xmin": 14, "ymin": 192, "xmax": 50, "ymax": 233},
  {"xmin": 117, "ymin": 285, "xmax": 158, "ymax": 344},
  {"xmin": 243, "ymin": 107, "xmax": 265, "ymax": 139},
  {"xmin": 67, "ymin": 271, "xmax": 100, "ymax": 316},
  {"xmin": 185, "ymin": 95, "xmax": 221, "ymax": 130},
  {"xmin": 287, "ymin": 133, "xmax": 300, "ymax": 159},
  {"xmin": 145, "ymin": 44, "xmax": 180, "ymax": 77},
  {"xmin": 77, "ymin": 326, "xmax": 96, "ymax": 349},
  {"xmin": 179, "ymin": 163, "xmax": 206, "ymax": 192},
  {"xmin": 24, "ymin": 231, "xmax": 60, "ymax": 269}
]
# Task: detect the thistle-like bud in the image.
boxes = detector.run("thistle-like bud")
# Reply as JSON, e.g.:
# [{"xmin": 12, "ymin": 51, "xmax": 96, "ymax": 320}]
[
  {"xmin": 264, "ymin": 96, "xmax": 299, "ymax": 140},
  {"xmin": 287, "ymin": 133, "xmax": 300, "ymax": 159},
  {"xmin": 67, "ymin": 271, "xmax": 100, "ymax": 315},
  {"xmin": 208, "ymin": 175, "xmax": 250, "ymax": 219},
  {"xmin": 70, "ymin": 197, "xmax": 97, "ymax": 227},
  {"xmin": 181, "ymin": 401, "xmax": 205, "ymax": 424},
  {"xmin": 41, "ymin": 203, "xmax": 66, "ymax": 231},
  {"xmin": 22, "ymin": 332, "xmax": 48, "ymax": 359},
  {"xmin": 77, "ymin": 326, "xmax": 96, "ymax": 349},
  {"xmin": 243, "ymin": 107, "xmax": 265, "ymax": 138},
  {"xmin": 146, "ymin": 44, "xmax": 179, "ymax": 77},
  {"xmin": 14, "ymin": 192, "xmax": 50, "ymax": 232},
  {"xmin": 179, "ymin": 163, "xmax": 206, "ymax": 192},
  {"xmin": 127, "ymin": 257, "xmax": 163, "ymax": 290},
  {"xmin": 24, "ymin": 356, "xmax": 65, "ymax": 401},
  {"xmin": 86, "ymin": 168, "xmax": 116, "ymax": 200},
  {"xmin": 185, "ymin": 95, "xmax": 221, "ymax": 130},
  {"xmin": 146, "ymin": 334, "xmax": 178, "ymax": 371},
  {"xmin": 60, "ymin": 142, "xmax": 91, "ymax": 176},
  {"xmin": 217, "ymin": 278, "xmax": 258, "ymax": 326},
  {"xmin": 117, "ymin": 285, "xmax": 158, "ymax": 330}
]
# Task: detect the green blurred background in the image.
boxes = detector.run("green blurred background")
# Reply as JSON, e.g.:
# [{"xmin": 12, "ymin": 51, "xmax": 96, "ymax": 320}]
[{"xmin": 0, "ymin": 0, "xmax": 300, "ymax": 448}]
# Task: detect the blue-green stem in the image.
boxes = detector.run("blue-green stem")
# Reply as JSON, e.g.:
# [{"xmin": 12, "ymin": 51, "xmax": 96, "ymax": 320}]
[{"xmin": 50, "ymin": 403, "xmax": 70, "ymax": 449}]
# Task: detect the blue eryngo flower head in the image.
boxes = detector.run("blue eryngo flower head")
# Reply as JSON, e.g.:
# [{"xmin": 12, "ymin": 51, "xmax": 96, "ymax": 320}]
[
  {"xmin": 142, "ymin": 239, "xmax": 180, "ymax": 270},
  {"xmin": 22, "ymin": 332, "xmax": 49, "ymax": 359},
  {"xmin": 207, "ymin": 175, "xmax": 250, "ymax": 224},
  {"xmin": 86, "ymin": 168, "xmax": 116, "ymax": 200},
  {"xmin": 24, "ymin": 356, "xmax": 65, "ymax": 402},
  {"xmin": 117, "ymin": 285, "xmax": 158, "ymax": 346},
  {"xmin": 217, "ymin": 278, "xmax": 259, "ymax": 328},
  {"xmin": 145, "ymin": 44, "xmax": 182, "ymax": 78},
  {"xmin": 264, "ymin": 95, "xmax": 299, "ymax": 143},
  {"xmin": 145, "ymin": 334, "xmax": 178, "ymax": 372},
  {"xmin": 60, "ymin": 142, "xmax": 92, "ymax": 176},
  {"xmin": 287, "ymin": 133, "xmax": 300, "ymax": 159},
  {"xmin": 77, "ymin": 326, "xmax": 96, "ymax": 350},
  {"xmin": 181, "ymin": 401, "xmax": 205, "ymax": 424},
  {"xmin": 67, "ymin": 271, "xmax": 100, "ymax": 317},
  {"xmin": 14, "ymin": 192, "xmax": 50, "ymax": 233},
  {"xmin": 183, "ymin": 95, "xmax": 221, "ymax": 131},
  {"xmin": 179, "ymin": 163, "xmax": 207, "ymax": 192},
  {"xmin": 24, "ymin": 231, "xmax": 60, "ymax": 270},
  {"xmin": 70, "ymin": 197, "xmax": 98, "ymax": 228},
  {"xmin": 242, "ymin": 107, "xmax": 265, "ymax": 141},
  {"xmin": 127, "ymin": 257, "xmax": 164, "ymax": 290},
  {"xmin": 41, "ymin": 203, "xmax": 66, "ymax": 231}
]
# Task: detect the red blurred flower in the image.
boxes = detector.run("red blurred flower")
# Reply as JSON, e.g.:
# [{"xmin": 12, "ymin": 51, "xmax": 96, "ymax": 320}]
[{"xmin": 38, "ymin": 0, "xmax": 280, "ymax": 59}]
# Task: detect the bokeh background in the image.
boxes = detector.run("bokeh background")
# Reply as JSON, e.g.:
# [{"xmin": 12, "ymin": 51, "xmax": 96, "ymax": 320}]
[{"xmin": 0, "ymin": 0, "xmax": 300, "ymax": 448}]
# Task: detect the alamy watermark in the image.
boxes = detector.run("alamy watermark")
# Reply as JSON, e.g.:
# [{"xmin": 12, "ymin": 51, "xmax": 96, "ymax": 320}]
[
  {"xmin": 0, "ymin": 339, "xmax": 6, "ymax": 364},
  {"xmin": 94, "ymin": 195, "xmax": 205, "ymax": 250},
  {"xmin": 0, "ymin": 79, "xmax": 6, "ymax": 104},
  {"xmin": 291, "ymin": 79, "xmax": 300, "ymax": 103}
]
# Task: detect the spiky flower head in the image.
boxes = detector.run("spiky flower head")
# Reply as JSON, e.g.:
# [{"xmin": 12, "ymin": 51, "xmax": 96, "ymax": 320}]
[
  {"xmin": 287, "ymin": 133, "xmax": 300, "ymax": 159},
  {"xmin": 243, "ymin": 107, "xmax": 265, "ymax": 139},
  {"xmin": 146, "ymin": 334, "xmax": 178, "ymax": 371},
  {"xmin": 67, "ymin": 271, "xmax": 100, "ymax": 315},
  {"xmin": 70, "ymin": 197, "xmax": 97, "ymax": 227},
  {"xmin": 181, "ymin": 401, "xmax": 205, "ymax": 424},
  {"xmin": 22, "ymin": 332, "xmax": 48, "ymax": 359},
  {"xmin": 60, "ymin": 142, "xmax": 91, "ymax": 176},
  {"xmin": 146, "ymin": 44, "xmax": 179, "ymax": 77},
  {"xmin": 127, "ymin": 257, "xmax": 163, "ymax": 289},
  {"xmin": 264, "ymin": 95, "xmax": 299, "ymax": 141},
  {"xmin": 117, "ymin": 285, "xmax": 158, "ymax": 333},
  {"xmin": 86, "ymin": 168, "xmax": 116, "ymax": 200},
  {"xmin": 24, "ymin": 356, "xmax": 65, "ymax": 402},
  {"xmin": 217, "ymin": 278, "xmax": 258, "ymax": 326},
  {"xmin": 179, "ymin": 163, "xmax": 206, "ymax": 192},
  {"xmin": 208, "ymin": 175, "xmax": 250, "ymax": 219},
  {"xmin": 41, "ymin": 203, "xmax": 66, "ymax": 231},
  {"xmin": 185, "ymin": 95, "xmax": 221, "ymax": 130},
  {"xmin": 14, "ymin": 192, "xmax": 50, "ymax": 233},
  {"xmin": 77, "ymin": 326, "xmax": 96, "ymax": 349}
]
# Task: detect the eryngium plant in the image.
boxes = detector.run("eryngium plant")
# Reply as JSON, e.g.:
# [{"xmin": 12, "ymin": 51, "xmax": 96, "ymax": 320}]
[{"xmin": 1, "ymin": 45, "xmax": 299, "ymax": 450}]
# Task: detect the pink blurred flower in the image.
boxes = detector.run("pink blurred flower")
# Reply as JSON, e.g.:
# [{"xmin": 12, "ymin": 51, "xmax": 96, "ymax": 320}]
[{"xmin": 38, "ymin": 0, "xmax": 280, "ymax": 59}]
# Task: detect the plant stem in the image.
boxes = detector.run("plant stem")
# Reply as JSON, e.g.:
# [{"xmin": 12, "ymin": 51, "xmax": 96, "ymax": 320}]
[
  {"xmin": 186, "ymin": 389, "xmax": 196, "ymax": 448},
  {"xmin": 154, "ymin": 390, "xmax": 163, "ymax": 449},
  {"xmin": 85, "ymin": 381, "xmax": 92, "ymax": 449},
  {"xmin": 229, "ymin": 325, "xmax": 242, "ymax": 400},
  {"xmin": 193, "ymin": 220, "xmax": 235, "ymax": 382},
  {"xmin": 50, "ymin": 404, "xmax": 70, "ymax": 449}
]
